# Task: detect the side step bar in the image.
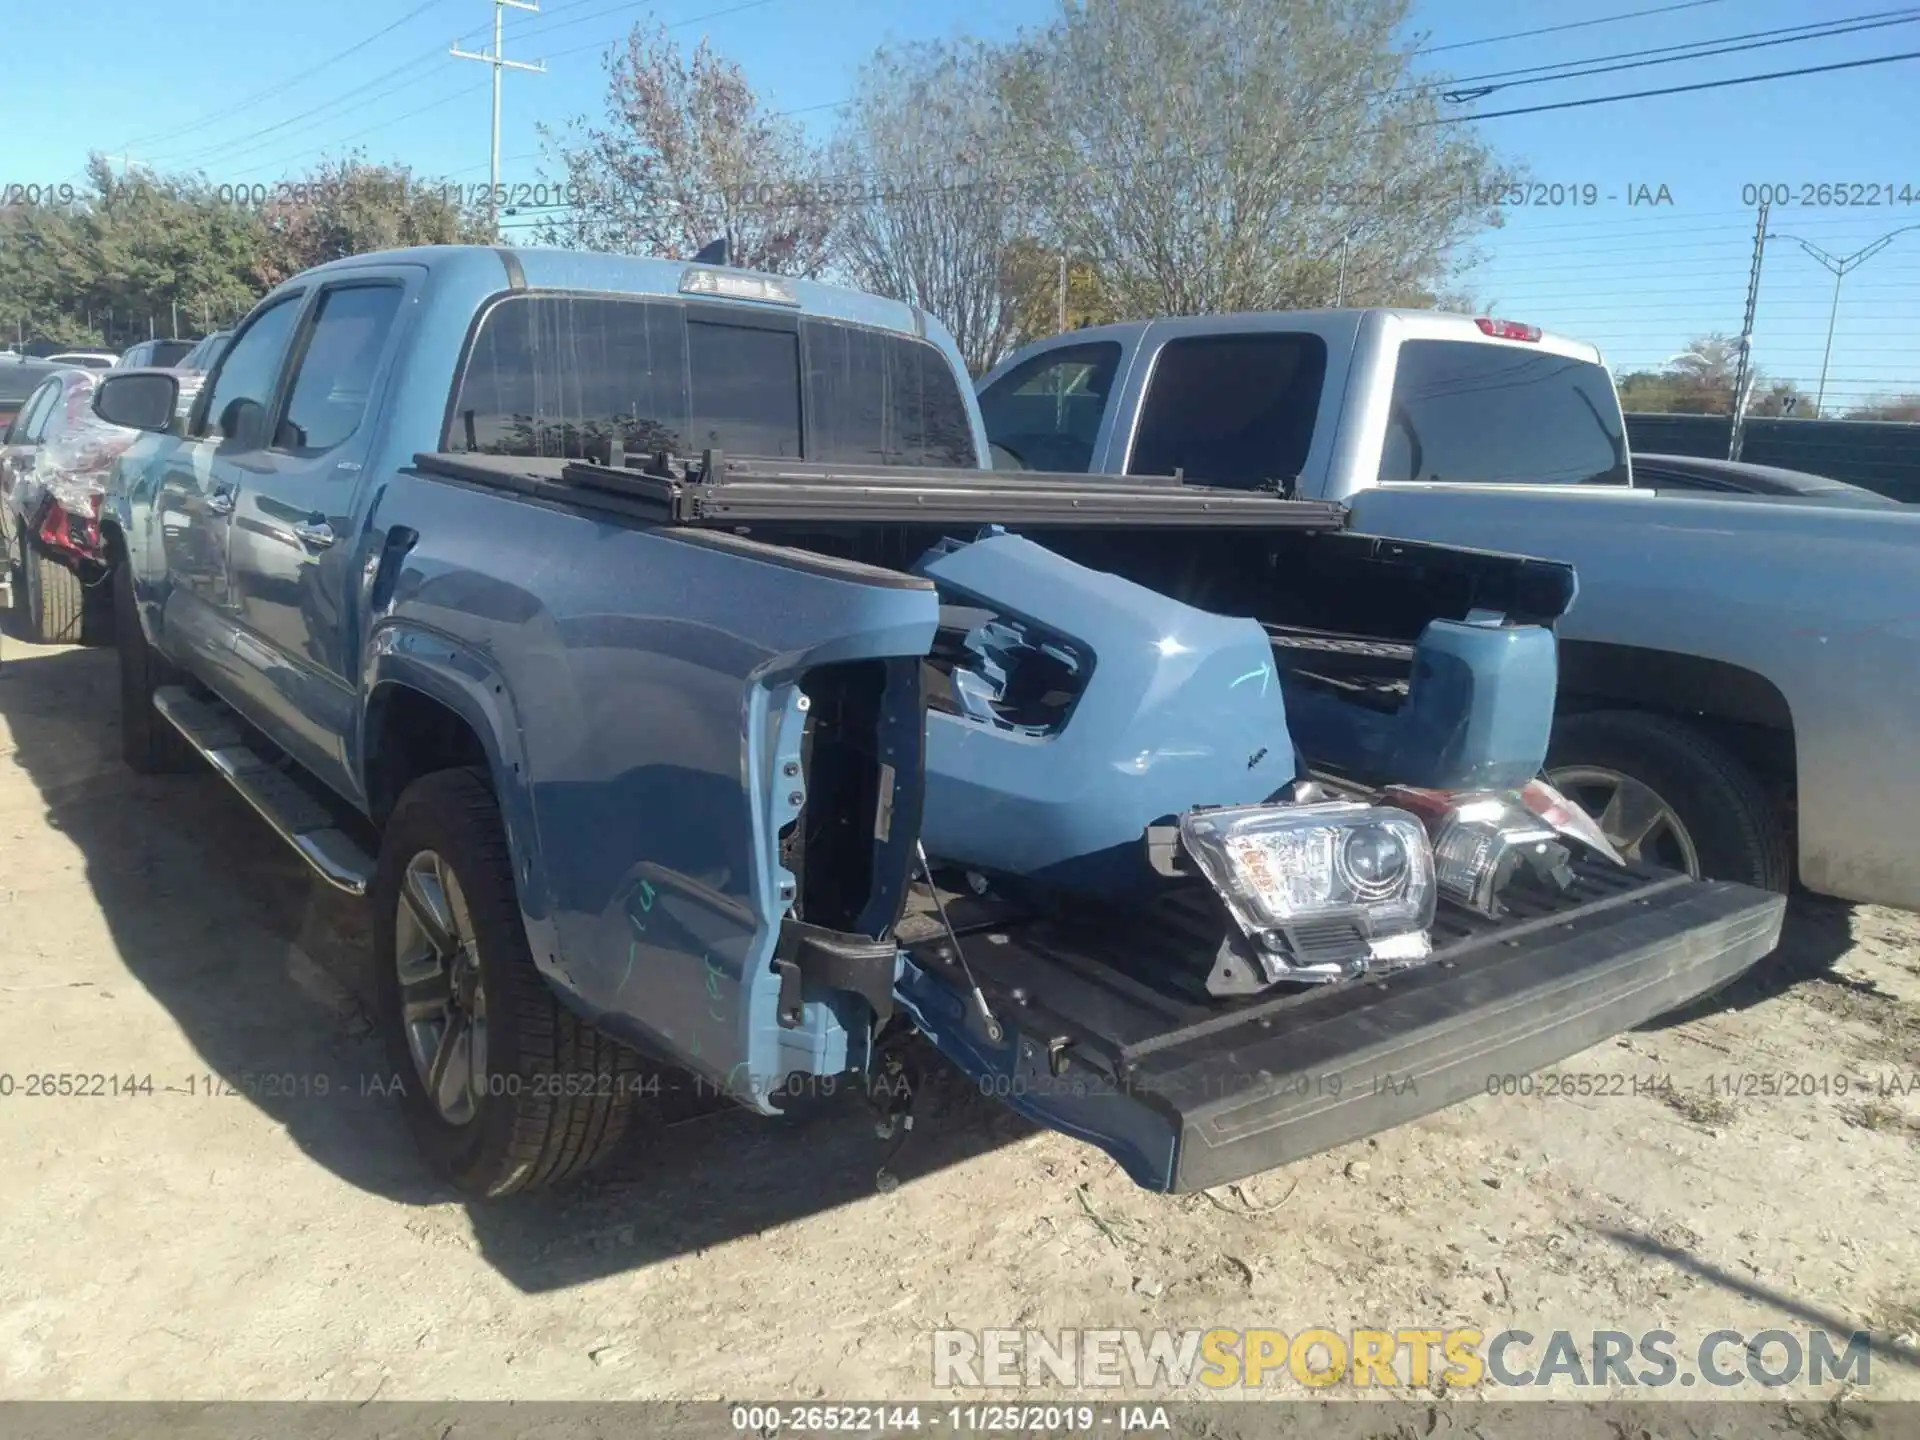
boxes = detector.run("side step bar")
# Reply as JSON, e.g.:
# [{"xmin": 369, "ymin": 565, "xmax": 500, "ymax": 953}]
[{"xmin": 152, "ymin": 686, "xmax": 376, "ymax": 896}]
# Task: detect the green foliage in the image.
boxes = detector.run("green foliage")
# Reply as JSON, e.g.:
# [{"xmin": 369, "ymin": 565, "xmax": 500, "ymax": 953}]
[
  {"xmin": 1616, "ymin": 333, "xmax": 1807, "ymax": 417},
  {"xmin": 0, "ymin": 153, "xmax": 488, "ymax": 350},
  {"xmin": 254, "ymin": 153, "xmax": 494, "ymax": 287}
]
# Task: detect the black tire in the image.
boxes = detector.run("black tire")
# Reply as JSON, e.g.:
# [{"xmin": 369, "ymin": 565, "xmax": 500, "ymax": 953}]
[
  {"xmin": 1547, "ymin": 709, "xmax": 1791, "ymax": 892},
  {"xmin": 114, "ymin": 561, "xmax": 196, "ymax": 774},
  {"xmin": 373, "ymin": 767, "xmax": 640, "ymax": 1197},
  {"xmin": 23, "ymin": 540, "xmax": 85, "ymax": 645}
]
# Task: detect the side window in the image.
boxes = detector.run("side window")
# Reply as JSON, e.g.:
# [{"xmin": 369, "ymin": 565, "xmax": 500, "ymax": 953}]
[
  {"xmin": 1126, "ymin": 333, "xmax": 1327, "ymax": 489},
  {"xmin": 1380, "ymin": 340, "xmax": 1629, "ymax": 486},
  {"xmin": 13, "ymin": 382, "xmax": 58, "ymax": 442},
  {"xmin": 977, "ymin": 342, "xmax": 1120, "ymax": 474},
  {"xmin": 275, "ymin": 284, "xmax": 403, "ymax": 455},
  {"xmin": 195, "ymin": 297, "xmax": 303, "ymax": 450}
]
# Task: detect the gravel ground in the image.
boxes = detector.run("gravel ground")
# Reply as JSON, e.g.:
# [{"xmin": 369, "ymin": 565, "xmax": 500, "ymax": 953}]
[{"xmin": 2, "ymin": 637, "xmax": 1918, "ymax": 1424}]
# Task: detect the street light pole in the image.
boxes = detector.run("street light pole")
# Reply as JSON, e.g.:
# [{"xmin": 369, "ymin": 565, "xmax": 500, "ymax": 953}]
[{"xmin": 1765, "ymin": 222, "xmax": 1920, "ymax": 417}]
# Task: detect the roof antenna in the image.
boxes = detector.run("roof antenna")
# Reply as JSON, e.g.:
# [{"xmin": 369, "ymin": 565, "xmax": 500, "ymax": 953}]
[{"xmin": 692, "ymin": 235, "xmax": 730, "ymax": 265}]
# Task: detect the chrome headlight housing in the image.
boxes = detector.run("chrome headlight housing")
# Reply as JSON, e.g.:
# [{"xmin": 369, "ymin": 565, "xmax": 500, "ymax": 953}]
[{"xmin": 1179, "ymin": 801, "xmax": 1436, "ymax": 986}]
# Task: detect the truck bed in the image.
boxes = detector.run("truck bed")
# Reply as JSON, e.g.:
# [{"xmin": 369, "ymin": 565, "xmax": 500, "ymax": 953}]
[{"xmin": 894, "ymin": 861, "xmax": 1783, "ymax": 1192}]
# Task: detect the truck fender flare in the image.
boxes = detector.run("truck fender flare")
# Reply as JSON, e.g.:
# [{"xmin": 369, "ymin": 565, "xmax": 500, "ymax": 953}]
[{"xmin": 359, "ymin": 625, "xmax": 559, "ymax": 968}]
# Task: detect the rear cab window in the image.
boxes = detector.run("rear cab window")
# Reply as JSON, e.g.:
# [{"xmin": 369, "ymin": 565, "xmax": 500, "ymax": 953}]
[
  {"xmin": 1380, "ymin": 339, "xmax": 1629, "ymax": 487},
  {"xmin": 444, "ymin": 292, "xmax": 976, "ymax": 467}
]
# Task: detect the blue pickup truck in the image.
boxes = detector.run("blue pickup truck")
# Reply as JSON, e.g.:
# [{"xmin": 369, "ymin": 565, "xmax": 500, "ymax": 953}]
[{"xmin": 90, "ymin": 246, "xmax": 1784, "ymax": 1199}]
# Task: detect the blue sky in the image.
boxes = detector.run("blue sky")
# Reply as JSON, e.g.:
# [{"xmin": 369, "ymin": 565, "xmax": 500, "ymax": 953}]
[{"xmin": 5, "ymin": 0, "xmax": 1919, "ymax": 409}]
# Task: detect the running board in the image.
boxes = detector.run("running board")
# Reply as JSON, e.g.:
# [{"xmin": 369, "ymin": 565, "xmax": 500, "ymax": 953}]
[{"xmin": 151, "ymin": 686, "xmax": 376, "ymax": 896}]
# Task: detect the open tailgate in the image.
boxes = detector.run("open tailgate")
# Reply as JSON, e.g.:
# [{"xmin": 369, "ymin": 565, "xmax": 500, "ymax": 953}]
[{"xmin": 894, "ymin": 862, "xmax": 1784, "ymax": 1192}]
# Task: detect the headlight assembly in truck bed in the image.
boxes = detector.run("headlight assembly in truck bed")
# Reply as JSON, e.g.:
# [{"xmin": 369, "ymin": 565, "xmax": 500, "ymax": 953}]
[{"xmin": 1179, "ymin": 801, "xmax": 1436, "ymax": 985}]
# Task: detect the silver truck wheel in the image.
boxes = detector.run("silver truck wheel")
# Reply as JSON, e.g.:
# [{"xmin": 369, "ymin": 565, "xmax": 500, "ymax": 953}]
[
  {"xmin": 1547, "ymin": 710, "xmax": 1790, "ymax": 893},
  {"xmin": 394, "ymin": 849, "xmax": 489, "ymax": 1127},
  {"xmin": 1546, "ymin": 765, "xmax": 1701, "ymax": 877}
]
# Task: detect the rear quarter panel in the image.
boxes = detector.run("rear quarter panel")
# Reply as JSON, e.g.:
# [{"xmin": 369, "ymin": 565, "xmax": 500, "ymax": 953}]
[
  {"xmin": 1345, "ymin": 482, "xmax": 1920, "ymax": 908},
  {"xmin": 363, "ymin": 473, "xmax": 938, "ymax": 1103}
]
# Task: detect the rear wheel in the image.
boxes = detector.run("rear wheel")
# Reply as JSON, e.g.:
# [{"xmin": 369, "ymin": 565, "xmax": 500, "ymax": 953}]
[
  {"xmin": 1547, "ymin": 709, "xmax": 1790, "ymax": 892},
  {"xmin": 373, "ymin": 767, "xmax": 641, "ymax": 1197},
  {"xmin": 114, "ymin": 561, "xmax": 195, "ymax": 773},
  {"xmin": 22, "ymin": 539, "xmax": 85, "ymax": 645}
]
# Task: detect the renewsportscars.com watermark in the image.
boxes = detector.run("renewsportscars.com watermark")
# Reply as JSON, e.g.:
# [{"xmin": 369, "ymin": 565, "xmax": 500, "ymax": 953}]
[{"xmin": 932, "ymin": 1327, "xmax": 1874, "ymax": 1391}]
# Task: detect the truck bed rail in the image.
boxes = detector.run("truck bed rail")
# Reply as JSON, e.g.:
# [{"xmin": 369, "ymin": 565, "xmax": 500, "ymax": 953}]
[{"xmin": 411, "ymin": 450, "xmax": 1352, "ymax": 530}]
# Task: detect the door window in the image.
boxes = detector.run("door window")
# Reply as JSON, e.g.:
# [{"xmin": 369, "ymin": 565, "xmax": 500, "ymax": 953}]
[
  {"xmin": 14, "ymin": 381, "xmax": 59, "ymax": 442},
  {"xmin": 1126, "ymin": 333, "xmax": 1326, "ymax": 489},
  {"xmin": 195, "ymin": 297, "xmax": 303, "ymax": 450},
  {"xmin": 977, "ymin": 342, "xmax": 1120, "ymax": 473},
  {"xmin": 276, "ymin": 284, "xmax": 403, "ymax": 455}
]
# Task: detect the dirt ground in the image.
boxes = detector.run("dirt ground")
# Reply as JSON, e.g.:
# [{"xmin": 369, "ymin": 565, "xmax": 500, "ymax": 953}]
[{"xmin": 3, "ymin": 636, "xmax": 1920, "ymax": 1418}]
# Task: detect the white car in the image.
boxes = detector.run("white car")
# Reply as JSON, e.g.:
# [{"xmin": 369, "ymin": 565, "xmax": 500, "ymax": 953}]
[{"xmin": 42, "ymin": 351, "xmax": 119, "ymax": 370}]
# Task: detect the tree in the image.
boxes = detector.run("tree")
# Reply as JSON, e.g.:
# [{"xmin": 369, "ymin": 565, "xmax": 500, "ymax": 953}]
[
  {"xmin": 833, "ymin": 39, "xmax": 1038, "ymax": 375},
  {"xmin": 538, "ymin": 25, "xmax": 833, "ymax": 275},
  {"xmin": 253, "ymin": 154, "xmax": 491, "ymax": 287},
  {"xmin": 1846, "ymin": 394, "xmax": 1920, "ymax": 422},
  {"xmin": 0, "ymin": 158, "xmax": 267, "ymax": 348},
  {"xmin": 997, "ymin": 0, "xmax": 1515, "ymax": 319},
  {"xmin": 1617, "ymin": 332, "xmax": 1806, "ymax": 416},
  {"xmin": 1001, "ymin": 240, "xmax": 1115, "ymax": 353}
]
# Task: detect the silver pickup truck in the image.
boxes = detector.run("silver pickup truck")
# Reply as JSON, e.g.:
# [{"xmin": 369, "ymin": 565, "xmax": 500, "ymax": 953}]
[{"xmin": 981, "ymin": 311, "xmax": 1920, "ymax": 910}]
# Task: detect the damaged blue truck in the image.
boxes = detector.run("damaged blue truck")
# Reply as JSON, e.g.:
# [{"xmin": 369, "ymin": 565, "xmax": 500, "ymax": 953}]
[{"xmin": 91, "ymin": 246, "xmax": 1786, "ymax": 1199}]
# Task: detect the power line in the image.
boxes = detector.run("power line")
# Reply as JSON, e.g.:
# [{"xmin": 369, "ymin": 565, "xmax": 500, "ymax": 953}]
[
  {"xmin": 1414, "ymin": 0, "xmax": 1735, "ymax": 55},
  {"xmin": 1424, "ymin": 47, "xmax": 1920, "ymax": 125},
  {"xmin": 1429, "ymin": 7, "xmax": 1920, "ymax": 100},
  {"xmin": 113, "ymin": 0, "xmax": 462, "ymax": 155}
]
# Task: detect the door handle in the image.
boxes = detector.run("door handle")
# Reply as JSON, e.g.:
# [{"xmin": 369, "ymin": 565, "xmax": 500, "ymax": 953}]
[
  {"xmin": 207, "ymin": 487, "xmax": 235, "ymax": 516},
  {"xmin": 292, "ymin": 519, "xmax": 335, "ymax": 549}
]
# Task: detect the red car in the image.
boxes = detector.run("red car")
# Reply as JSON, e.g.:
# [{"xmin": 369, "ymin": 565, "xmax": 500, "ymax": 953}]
[{"xmin": 1, "ymin": 367, "xmax": 141, "ymax": 643}]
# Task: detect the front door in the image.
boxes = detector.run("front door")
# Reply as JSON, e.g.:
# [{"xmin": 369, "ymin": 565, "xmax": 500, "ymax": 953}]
[
  {"xmin": 156, "ymin": 293, "xmax": 306, "ymax": 678},
  {"xmin": 225, "ymin": 276, "xmax": 409, "ymax": 790}
]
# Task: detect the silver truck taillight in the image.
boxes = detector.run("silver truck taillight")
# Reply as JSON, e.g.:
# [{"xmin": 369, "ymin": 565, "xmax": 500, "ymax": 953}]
[{"xmin": 1384, "ymin": 781, "xmax": 1622, "ymax": 919}]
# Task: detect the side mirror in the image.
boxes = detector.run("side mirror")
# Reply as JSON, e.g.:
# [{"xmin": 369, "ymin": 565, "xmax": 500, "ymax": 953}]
[{"xmin": 94, "ymin": 372, "xmax": 180, "ymax": 433}]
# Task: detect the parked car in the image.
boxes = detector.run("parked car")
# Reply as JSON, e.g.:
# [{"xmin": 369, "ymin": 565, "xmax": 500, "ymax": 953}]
[
  {"xmin": 980, "ymin": 310, "xmax": 1920, "ymax": 909},
  {"xmin": 1629, "ymin": 451, "xmax": 1903, "ymax": 506},
  {"xmin": 43, "ymin": 351, "xmax": 120, "ymax": 370},
  {"xmin": 173, "ymin": 330, "xmax": 232, "ymax": 375},
  {"xmin": 0, "ymin": 358, "xmax": 61, "ymax": 432},
  {"xmin": 113, "ymin": 338, "xmax": 195, "ymax": 370},
  {"xmin": 0, "ymin": 366, "xmax": 137, "ymax": 643},
  {"xmin": 94, "ymin": 247, "xmax": 1782, "ymax": 1199}
]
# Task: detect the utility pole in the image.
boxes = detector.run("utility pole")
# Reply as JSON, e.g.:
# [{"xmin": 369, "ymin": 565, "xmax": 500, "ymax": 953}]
[
  {"xmin": 1765, "ymin": 222, "xmax": 1920, "ymax": 417},
  {"xmin": 1056, "ymin": 250, "xmax": 1067, "ymax": 333},
  {"xmin": 1335, "ymin": 231, "xmax": 1352, "ymax": 307},
  {"xmin": 452, "ymin": 0, "xmax": 546, "ymax": 209},
  {"xmin": 1727, "ymin": 200, "xmax": 1768, "ymax": 461}
]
